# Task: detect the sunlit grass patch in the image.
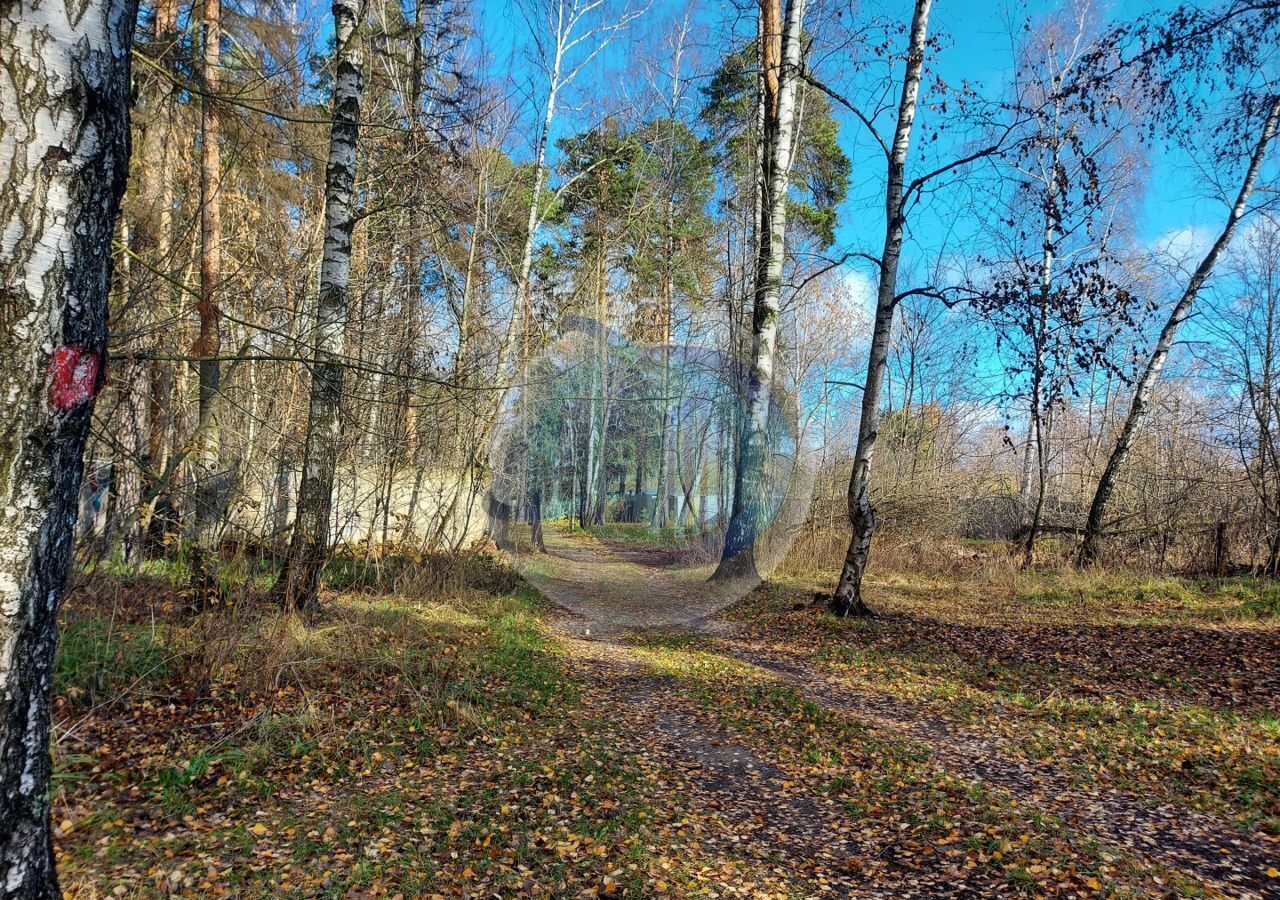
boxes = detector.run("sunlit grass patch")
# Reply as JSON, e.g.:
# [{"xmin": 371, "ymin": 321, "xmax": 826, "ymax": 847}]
[
  {"xmin": 585, "ymin": 521, "xmax": 693, "ymax": 547},
  {"xmin": 1215, "ymin": 578, "xmax": 1280, "ymax": 619},
  {"xmin": 718, "ymin": 553, "xmax": 1280, "ymax": 835},
  {"xmin": 57, "ymin": 577, "xmax": 795, "ymax": 898},
  {"xmin": 749, "ymin": 601, "xmax": 1280, "ymax": 830},
  {"xmin": 628, "ymin": 641, "xmax": 1194, "ymax": 895}
]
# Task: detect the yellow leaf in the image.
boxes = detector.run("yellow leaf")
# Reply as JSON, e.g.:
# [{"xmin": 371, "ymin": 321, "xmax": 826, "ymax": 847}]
[{"xmin": 1267, "ymin": 867, "xmax": 1279, "ymax": 878}]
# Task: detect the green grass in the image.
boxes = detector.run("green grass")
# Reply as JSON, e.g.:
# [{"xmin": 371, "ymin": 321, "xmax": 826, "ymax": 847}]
[
  {"xmin": 1215, "ymin": 578, "xmax": 1280, "ymax": 619},
  {"xmin": 728, "ymin": 569, "xmax": 1280, "ymax": 832},
  {"xmin": 1017, "ymin": 573, "xmax": 1280, "ymax": 622},
  {"xmin": 55, "ymin": 615, "xmax": 171, "ymax": 704},
  {"xmin": 83, "ymin": 546, "xmax": 522, "ymax": 599},
  {"xmin": 629, "ymin": 636, "xmax": 1194, "ymax": 895},
  {"xmin": 85, "ymin": 548, "xmax": 279, "ymax": 592}
]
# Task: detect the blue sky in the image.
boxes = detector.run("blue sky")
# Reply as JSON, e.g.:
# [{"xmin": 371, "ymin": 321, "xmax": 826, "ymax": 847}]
[
  {"xmin": 449, "ymin": 0, "xmax": 1280, "ymax": 421},
  {"xmin": 466, "ymin": 0, "xmax": 1241, "ymax": 284}
]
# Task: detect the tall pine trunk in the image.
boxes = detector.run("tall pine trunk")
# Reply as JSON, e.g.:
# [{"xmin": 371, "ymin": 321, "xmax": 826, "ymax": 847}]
[
  {"xmin": 829, "ymin": 0, "xmax": 931, "ymax": 617},
  {"xmin": 126, "ymin": 0, "xmax": 179, "ymax": 566},
  {"xmin": 1078, "ymin": 96, "xmax": 1280, "ymax": 564},
  {"xmin": 191, "ymin": 0, "xmax": 224, "ymax": 598},
  {"xmin": 274, "ymin": 0, "xmax": 365, "ymax": 610},
  {"xmin": 0, "ymin": 0, "xmax": 135, "ymax": 892}
]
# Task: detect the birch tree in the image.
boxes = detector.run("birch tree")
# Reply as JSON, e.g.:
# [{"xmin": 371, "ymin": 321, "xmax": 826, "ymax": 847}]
[
  {"xmin": 1205, "ymin": 215, "xmax": 1280, "ymax": 573},
  {"xmin": 712, "ymin": 0, "xmax": 806, "ymax": 581},
  {"xmin": 819, "ymin": 0, "xmax": 1025, "ymax": 614},
  {"xmin": 1078, "ymin": 0, "xmax": 1280, "ymax": 562},
  {"xmin": 0, "ymin": 0, "xmax": 136, "ymax": 892},
  {"xmin": 274, "ymin": 0, "xmax": 366, "ymax": 611},
  {"xmin": 500, "ymin": 0, "xmax": 646, "ymax": 385},
  {"xmin": 973, "ymin": 2, "xmax": 1144, "ymax": 565},
  {"xmin": 1080, "ymin": 95, "xmax": 1280, "ymax": 562},
  {"xmin": 827, "ymin": 0, "xmax": 932, "ymax": 615}
]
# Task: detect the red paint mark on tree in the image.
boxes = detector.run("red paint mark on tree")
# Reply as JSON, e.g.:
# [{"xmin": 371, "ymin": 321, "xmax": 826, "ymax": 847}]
[{"xmin": 48, "ymin": 346, "xmax": 100, "ymax": 411}]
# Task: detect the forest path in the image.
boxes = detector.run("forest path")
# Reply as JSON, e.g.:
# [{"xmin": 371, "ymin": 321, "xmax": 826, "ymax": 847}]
[
  {"xmin": 554, "ymin": 632, "xmax": 883, "ymax": 897},
  {"xmin": 520, "ymin": 526, "xmax": 743, "ymax": 634},
  {"xmin": 534, "ymin": 528, "xmax": 1280, "ymax": 898}
]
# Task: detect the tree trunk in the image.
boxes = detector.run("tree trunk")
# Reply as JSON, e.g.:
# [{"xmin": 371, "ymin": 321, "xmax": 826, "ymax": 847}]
[
  {"xmin": 590, "ymin": 258, "xmax": 610, "ymax": 525},
  {"xmin": 633, "ymin": 440, "xmax": 644, "ymax": 522},
  {"xmin": 191, "ymin": 0, "xmax": 224, "ymax": 602},
  {"xmin": 1024, "ymin": 205, "xmax": 1055, "ymax": 566},
  {"xmin": 128, "ymin": 0, "xmax": 178, "ymax": 563},
  {"xmin": 498, "ymin": 53, "xmax": 559, "ymax": 390},
  {"xmin": 0, "ymin": 0, "xmax": 135, "ymax": 893},
  {"xmin": 273, "ymin": 0, "xmax": 364, "ymax": 611},
  {"xmin": 529, "ymin": 485, "xmax": 545, "ymax": 552},
  {"xmin": 829, "ymin": 0, "xmax": 931, "ymax": 617},
  {"xmin": 712, "ymin": 0, "xmax": 805, "ymax": 582},
  {"xmin": 1079, "ymin": 95, "xmax": 1280, "ymax": 564},
  {"xmin": 115, "ymin": 359, "xmax": 149, "ymax": 567},
  {"xmin": 651, "ymin": 194, "xmax": 676, "ymax": 531}
]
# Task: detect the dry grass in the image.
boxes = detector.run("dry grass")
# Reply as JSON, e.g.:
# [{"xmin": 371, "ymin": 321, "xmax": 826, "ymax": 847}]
[{"xmin": 777, "ymin": 528, "xmax": 1280, "ymax": 627}]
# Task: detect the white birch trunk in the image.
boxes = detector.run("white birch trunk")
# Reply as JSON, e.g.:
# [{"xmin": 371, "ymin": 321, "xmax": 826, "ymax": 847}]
[
  {"xmin": 829, "ymin": 0, "xmax": 931, "ymax": 615},
  {"xmin": 1079, "ymin": 94, "xmax": 1280, "ymax": 562},
  {"xmin": 275, "ymin": 0, "xmax": 364, "ymax": 610},
  {"xmin": 713, "ymin": 0, "xmax": 805, "ymax": 580},
  {"xmin": 0, "ymin": 0, "xmax": 135, "ymax": 892}
]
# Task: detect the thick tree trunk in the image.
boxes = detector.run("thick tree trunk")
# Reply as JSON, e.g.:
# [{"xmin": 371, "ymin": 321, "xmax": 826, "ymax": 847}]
[
  {"xmin": 0, "ymin": 0, "xmax": 135, "ymax": 893},
  {"xmin": 124, "ymin": 0, "xmax": 178, "ymax": 564},
  {"xmin": 1079, "ymin": 95, "xmax": 1280, "ymax": 564},
  {"xmin": 829, "ymin": 0, "xmax": 931, "ymax": 617},
  {"xmin": 274, "ymin": 0, "xmax": 364, "ymax": 611},
  {"xmin": 191, "ymin": 0, "xmax": 224, "ymax": 601},
  {"xmin": 712, "ymin": 0, "xmax": 805, "ymax": 582}
]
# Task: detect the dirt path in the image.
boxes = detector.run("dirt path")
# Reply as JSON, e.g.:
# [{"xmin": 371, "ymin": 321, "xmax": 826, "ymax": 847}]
[
  {"xmin": 534, "ymin": 529, "xmax": 1280, "ymax": 898},
  {"xmin": 521, "ymin": 528, "xmax": 740, "ymax": 633},
  {"xmin": 557, "ymin": 633, "xmax": 877, "ymax": 897}
]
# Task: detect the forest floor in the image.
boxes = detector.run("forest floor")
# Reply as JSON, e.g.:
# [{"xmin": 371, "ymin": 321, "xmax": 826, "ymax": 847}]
[{"xmin": 52, "ymin": 528, "xmax": 1279, "ymax": 898}]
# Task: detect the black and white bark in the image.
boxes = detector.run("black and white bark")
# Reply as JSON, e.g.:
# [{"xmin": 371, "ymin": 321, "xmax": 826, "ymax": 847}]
[
  {"xmin": 1078, "ymin": 94, "xmax": 1280, "ymax": 563},
  {"xmin": 0, "ymin": 0, "xmax": 136, "ymax": 893},
  {"xmin": 274, "ymin": 0, "xmax": 364, "ymax": 611},
  {"xmin": 713, "ymin": 0, "xmax": 805, "ymax": 581},
  {"xmin": 828, "ymin": 0, "xmax": 931, "ymax": 616}
]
